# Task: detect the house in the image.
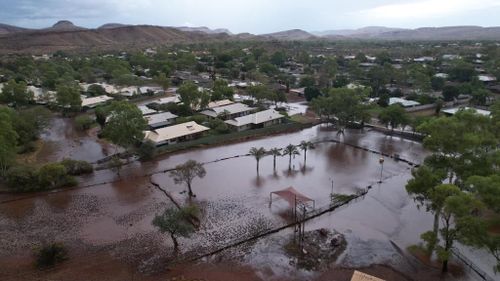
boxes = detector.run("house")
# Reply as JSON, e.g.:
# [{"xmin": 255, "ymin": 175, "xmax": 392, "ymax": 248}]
[
  {"xmin": 200, "ymin": 102, "xmax": 255, "ymax": 120},
  {"xmin": 81, "ymin": 95, "xmax": 114, "ymax": 109},
  {"xmin": 139, "ymin": 86, "xmax": 163, "ymax": 95},
  {"xmin": 389, "ymin": 97, "xmax": 420, "ymax": 108},
  {"xmin": 155, "ymin": 95, "xmax": 181, "ymax": 105},
  {"xmin": 144, "ymin": 112, "xmax": 178, "ymax": 129},
  {"xmin": 138, "ymin": 105, "xmax": 158, "ymax": 116},
  {"xmin": 119, "ymin": 86, "xmax": 138, "ymax": 97},
  {"xmin": 289, "ymin": 88, "xmax": 305, "ymax": 97},
  {"xmin": 206, "ymin": 99, "xmax": 234, "ymax": 109},
  {"xmin": 225, "ymin": 109, "xmax": 284, "ymax": 132},
  {"xmin": 434, "ymin": 73, "xmax": 449, "ymax": 79},
  {"xmin": 144, "ymin": 121, "xmax": 210, "ymax": 146},
  {"xmin": 350, "ymin": 270, "xmax": 384, "ymax": 281},
  {"xmin": 413, "ymin": 56, "xmax": 435, "ymax": 63},
  {"xmin": 442, "ymin": 107, "xmax": 491, "ymax": 117},
  {"xmin": 478, "ymin": 75, "xmax": 497, "ymax": 84}
]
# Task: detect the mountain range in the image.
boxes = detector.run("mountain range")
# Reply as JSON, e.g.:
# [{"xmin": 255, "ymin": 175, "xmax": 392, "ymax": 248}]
[{"xmin": 1, "ymin": 21, "xmax": 500, "ymax": 53}]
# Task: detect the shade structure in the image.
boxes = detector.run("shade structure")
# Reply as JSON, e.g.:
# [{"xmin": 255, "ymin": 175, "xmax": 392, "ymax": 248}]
[{"xmin": 270, "ymin": 186, "xmax": 314, "ymax": 207}]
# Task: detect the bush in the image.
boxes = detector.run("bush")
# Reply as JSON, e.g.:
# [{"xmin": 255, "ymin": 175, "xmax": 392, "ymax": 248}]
[
  {"xmin": 60, "ymin": 159, "xmax": 94, "ymax": 175},
  {"xmin": 74, "ymin": 115, "xmax": 95, "ymax": 131},
  {"xmin": 191, "ymin": 114, "xmax": 207, "ymax": 124},
  {"xmin": 34, "ymin": 243, "xmax": 68, "ymax": 269},
  {"xmin": 6, "ymin": 165, "xmax": 39, "ymax": 192},
  {"xmin": 137, "ymin": 140, "xmax": 157, "ymax": 160},
  {"xmin": 38, "ymin": 163, "xmax": 76, "ymax": 190}
]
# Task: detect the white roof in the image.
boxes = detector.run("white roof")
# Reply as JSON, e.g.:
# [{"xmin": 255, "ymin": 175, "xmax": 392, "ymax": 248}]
[
  {"xmin": 144, "ymin": 112, "xmax": 178, "ymax": 126},
  {"xmin": 138, "ymin": 105, "xmax": 158, "ymax": 115},
  {"xmin": 207, "ymin": 99, "xmax": 234, "ymax": 108},
  {"xmin": 225, "ymin": 109, "xmax": 284, "ymax": 127},
  {"xmin": 442, "ymin": 107, "xmax": 491, "ymax": 116},
  {"xmin": 200, "ymin": 102, "xmax": 253, "ymax": 117},
  {"xmin": 434, "ymin": 73, "xmax": 449, "ymax": 78},
  {"xmin": 156, "ymin": 95, "xmax": 181, "ymax": 104},
  {"xmin": 389, "ymin": 97, "xmax": 420, "ymax": 107},
  {"xmin": 413, "ymin": 56, "xmax": 435, "ymax": 62},
  {"xmin": 139, "ymin": 86, "xmax": 162, "ymax": 94},
  {"xmin": 81, "ymin": 95, "xmax": 113, "ymax": 107},
  {"xmin": 27, "ymin": 85, "xmax": 44, "ymax": 97},
  {"xmin": 144, "ymin": 121, "xmax": 209, "ymax": 143},
  {"xmin": 478, "ymin": 75, "xmax": 497, "ymax": 82}
]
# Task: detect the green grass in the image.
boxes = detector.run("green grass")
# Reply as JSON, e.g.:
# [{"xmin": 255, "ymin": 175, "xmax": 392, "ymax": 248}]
[{"xmin": 155, "ymin": 121, "xmax": 309, "ymax": 155}]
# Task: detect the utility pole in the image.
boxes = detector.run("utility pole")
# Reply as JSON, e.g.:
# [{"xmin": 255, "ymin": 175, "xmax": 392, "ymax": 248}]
[{"xmin": 378, "ymin": 157, "xmax": 385, "ymax": 183}]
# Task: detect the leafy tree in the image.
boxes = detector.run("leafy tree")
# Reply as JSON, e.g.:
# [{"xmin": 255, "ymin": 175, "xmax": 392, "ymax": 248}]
[
  {"xmin": 74, "ymin": 115, "xmax": 94, "ymax": 131},
  {"xmin": 378, "ymin": 104, "xmax": 410, "ymax": 132},
  {"xmin": 38, "ymin": 163, "xmax": 75, "ymax": 190},
  {"xmin": 283, "ymin": 144, "xmax": 300, "ymax": 171},
  {"xmin": 212, "ymin": 79, "xmax": 234, "ymax": 101},
  {"xmin": 177, "ymin": 81, "xmax": 202, "ymax": 110},
  {"xmin": 298, "ymin": 141, "xmax": 315, "ymax": 165},
  {"xmin": 169, "ymin": 160, "xmax": 206, "ymax": 197},
  {"xmin": 304, "ymin": 87, "xmax": 321, "ymax": 102},
  {"xmin": 431, "ymin": 76, "xmax": 445, "ymax": 91},
  {"xmin": 86, "ymin": 84, "xmax": 106, "ymax": 97},
  {"xmin": 247, "ymin": 85, "xmax": 273, "ymax": 104},
  {"xmin": 56, "ymin": 81, "xmax": 82, "ymax": 113},
  {"xmin": 5, "ymin": 164, "xmax": 38, "ymax": 191},
  {"xmin": 310, "ymin": 87, "xmax": 369, "ymax": 134},
  {"xmin": 466, "ymin": 175, "xmax": 500, "ymax": 213},
  {"xmin": 470, "ymin": 88, "xmax": 491, "ymax": 106},
  {"xmin": 249, "ymin": 147, "xmax": 266, "ymax": 174},
  {"xmin": 137, "ymin": 140, "xmax": 157, "ymax": 161},
  {"xmin": 0, "ymin": 79, "xmax": 33, "ymax": 106},
  {"xmin": 300, "ymin": 76, "xmax": 316, "ymax": 88},
  {"xmin": 441, "ymin": 85, "xmax": 459, "ymax": 102},
  {"xmin": 269, "ymin": 148, "xmax": 282, "ymax": 171},
  {"xmin": 152, "ymin": 206, "xmax": 198, "ymax": 252},
  {"xmin": 421, "ymin": 185, "xmax": 482, "ymax": 272},
  {"xmin": 0, "ymin": 107, "xmax": 18, "ymax": 175},
  {"xmin": 270, "ymin": 51, "xmax": 287, "ymax": 67},
  {"xmin": 13, "ymin": 107, "xmax": 51, "ymax": 152},
  {"xmin": 60, "ymin": 159, "xmax": 93, "ymax": 175},
  {"xmin": 102, "ymin": 101, "xmax": 147, "ymax": 150},
  {"xmin": 154, "ymin": 72, "xmax": 170, "ymax": 93},
  {"xmin": 449, "ymin": 61, "xmax": 475, "ymax": 82}
]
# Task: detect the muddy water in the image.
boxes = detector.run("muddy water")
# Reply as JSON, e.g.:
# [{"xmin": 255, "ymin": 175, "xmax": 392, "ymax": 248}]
[
  {"xmin": 36, "ymin": 117, "xmax": 118, "ymax": 164},
  {"xmin": 0, "ymin": 126, "xmax": 456, "ymax": 281}
]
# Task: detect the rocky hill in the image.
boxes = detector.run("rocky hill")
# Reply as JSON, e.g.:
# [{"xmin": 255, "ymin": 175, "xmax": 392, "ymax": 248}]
[{"xmin": 261, "ymin": 29, "xmax": 316, "ymax": 41}]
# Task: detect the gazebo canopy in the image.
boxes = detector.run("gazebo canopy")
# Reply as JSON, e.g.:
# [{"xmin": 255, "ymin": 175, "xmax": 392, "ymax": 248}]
[{"xmin": 270, "ymin": 186, "xmax": 314, "ymax": 207}]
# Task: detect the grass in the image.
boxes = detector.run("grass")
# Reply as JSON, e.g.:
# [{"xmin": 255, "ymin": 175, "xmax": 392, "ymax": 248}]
[{"xmin": 155, "ymin": 121, "xmax": 310, "ymax": 155}]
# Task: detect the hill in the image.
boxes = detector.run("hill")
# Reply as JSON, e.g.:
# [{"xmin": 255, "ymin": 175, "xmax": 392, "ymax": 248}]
[
  {"xmin": 261, "ymin": 29, "xmax": 316, "ymax": 41},
  {"xmin": 174, "ymin": 26, "xmax": 232, "ymax": 35},
  {"xmin": 0, "ymin": 23, "xmax": 31, "ymax": 35},
  {"xmin": 0, "ymin": 24, "xmax": 230, "ymax": 54}
]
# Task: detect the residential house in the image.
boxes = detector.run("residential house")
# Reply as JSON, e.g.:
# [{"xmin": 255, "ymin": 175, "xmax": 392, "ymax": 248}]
[
  {"xmin": 389, "ymin": 97, "xmax": 420, "ymax": 108},
  {"xmin": 225, "ymin": 109, "xmax": 284, "ymax": 132},
  {"xmin": 144, "ymin": 112, "xmax": 178, "ymax": 129},
  {"xmin": 81, "ymin": 95, "xmax": 114, "ymax": 109},
  {"xmin": 200, "ymin": 102, "xmax": 255, "ymax": 120},
  {"xmin": 442, "ymin": 107, "xmax": 491, "ymax": 117},
  {"xmin": 138, "ymin": 105, "xmax": 158, "ymax": 116},
  {"xmin": 144, "ymin": 121, "xmax": 210, "ymax": 146}
]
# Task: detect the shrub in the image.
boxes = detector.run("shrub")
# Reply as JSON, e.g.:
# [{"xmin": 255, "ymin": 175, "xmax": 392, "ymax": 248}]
[
  {"xmin": 60, "ymin": 159, "xmax": 94, "ymax": 175},
  {"xmin": 5, "ymin": 165, "xmax": 39, "ymax": 192},
  {"xmin": 137, "ymin": 140, "xmax": 157, "ymax": 160},
  {"xmin": 38, "ymin": 163, "xmax": 76, "ymax": 190},
  {"xmin": 74, "ymin": 115, "xmax": 94, "ymax": 131},
  {"xmin": 34, "ymin": 243, "xmax": 68, "ymax": 269}
]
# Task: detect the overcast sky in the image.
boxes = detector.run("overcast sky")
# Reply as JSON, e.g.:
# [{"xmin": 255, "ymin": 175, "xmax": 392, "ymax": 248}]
[{"xmin": 1, "ymin": 0, "xmax": 500, "ymax": 33}]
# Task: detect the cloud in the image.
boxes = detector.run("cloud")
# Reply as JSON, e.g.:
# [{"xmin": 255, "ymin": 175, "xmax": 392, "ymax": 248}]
[{"xmin": 357, "ymin": 0, "xmax": 500, "ymax": 21}]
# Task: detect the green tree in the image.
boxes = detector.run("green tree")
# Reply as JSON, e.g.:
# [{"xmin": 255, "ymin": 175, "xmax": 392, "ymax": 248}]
[
  {"xmin": 0, "ymin": 107, "xmax": 18, "ymax": 175},
  {"xmin": 299, "ymin": 141, "xmax": 315, "ymax": 165},
  {"xmin": 212, "ymin": 79, "xmax": 234, "ymax": 101},
  {"xmin": 177, "ymin": 81, "xmax": 200, "ymax": 110},
  {"xmin": 249, "ymin": 147, "xmax": 266, "ymax": 174},
  {"xmin": 102, "ymin": 101, "xmax": 147, "ymax": 150},
  {"xmin": 154, "ymin": 72, "xmax": 170, "ymax": 94},
  {"xmin": 137, "ymin": 140, "xmax": 157, "ymax": 161},
  {"xmin": 169, "ymin": 160, "xmax": 206, "ymax": 197},
  {"xmin": 86, "ymin": 84, "xmax": 106, "ymax": 96},
  {"xmin": 269, "ymin": 148, "xmax": 282, "ymax": 171},
  {"xmin": 38, "ymin": 163, "xmax": 75, "ymax": 190},
  {"xmin": 152, "ymin": 206, "xmax": 198, "ymax": 252},
  {"xmin": 0, "ymin": 79, "xmax": 33, "ymax": 107},
  {"xmin": 283, "ymin": 144, "xmax": 300, "ymax": 171},
  {"xmin": 304, "ymin": 87, "xmax": 321, "ymax": 102},
  {"xmin": 56, "ymin": 81, "xmax": 82, "ymax": 113},
  {"xmin": 378, "ymin": 104, "xmax": 410, "ymax": 132}
]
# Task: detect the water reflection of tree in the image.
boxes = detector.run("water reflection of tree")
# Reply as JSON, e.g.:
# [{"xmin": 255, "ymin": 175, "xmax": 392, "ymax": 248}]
[{"xmin": 252, "ymin": 175, "xmax": 266, "ymax": 187}]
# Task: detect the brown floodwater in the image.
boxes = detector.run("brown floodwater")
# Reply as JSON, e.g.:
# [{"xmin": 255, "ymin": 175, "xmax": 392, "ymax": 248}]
[{"xmin": 0, "ymin": 126, "xmax": 481, "ymax": 281}]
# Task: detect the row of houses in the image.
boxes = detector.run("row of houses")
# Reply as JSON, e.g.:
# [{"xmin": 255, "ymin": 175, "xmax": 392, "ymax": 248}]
[{"xmin": 142, "ymin": 99, "xmax": 285, "ymax": 146}]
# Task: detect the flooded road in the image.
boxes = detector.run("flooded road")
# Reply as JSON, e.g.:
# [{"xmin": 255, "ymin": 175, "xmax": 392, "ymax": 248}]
[{"xmin": 0, "ymin": 126, "xmax": 477, "ymax": 280}]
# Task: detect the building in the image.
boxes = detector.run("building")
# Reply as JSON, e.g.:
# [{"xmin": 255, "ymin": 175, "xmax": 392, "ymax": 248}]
[
  {"xmin": 413, "ymin": 56, "xmax": 435, "ymax": 63},
  {"xmin": 289, "ymin": 88, "xmax": 305, "ymax": 97},
  {"xmin": 138, "ymin": 105, "xmax": 158, "ymax": 116},
  {"xmin": 200, "ymin": 102, "xmax": 255, "ymax": 120},
  {"xmin": 225, "ymin": 109, "xmax": 284, "ymax": 132},
  {"xmin": 144, "ymin": 121, "xmax": 210, "ymax": 146},
  {"xmin": 389, "ymin": 97, "xmax": 420, "ymax": 108},
  {"xmin": 81, "ymin": 95, "xmax": 114, "ymax": 109},
  {"xmin": 351, "ymin": 270, "xmax": 384, "ymax": 281},
  {"xmin": 442, "ymin": 107, "xmax": 491, "ymax": 117},
  {"xmin": 144, "ymin": 112, "xmax": 178, "ymax": 129}
]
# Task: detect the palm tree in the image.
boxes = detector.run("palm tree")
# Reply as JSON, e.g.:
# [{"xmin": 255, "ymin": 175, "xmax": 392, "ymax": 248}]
[
  {"xmin": 283, "ymin": 144, "xmax": 300, "ymax": 171},
  {"xmin": 269, "ymin": 148, "xmax": 282, "ymax": 171},
  {"xmin": 299, "ymin": 141, "xmax": 315, "ymax": 165},
  {"xmin": 249, "ymin": 147, "xmax": 267, "ymax": 174}
]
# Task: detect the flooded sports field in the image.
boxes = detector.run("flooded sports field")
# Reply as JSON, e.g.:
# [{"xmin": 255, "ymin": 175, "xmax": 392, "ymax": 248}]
[{"xmin": 0, "ymin": 125, "xmax": 483, "ymax": 280}]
